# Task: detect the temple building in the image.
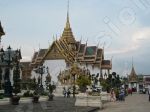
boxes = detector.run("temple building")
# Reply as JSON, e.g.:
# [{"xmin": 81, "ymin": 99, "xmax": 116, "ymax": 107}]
[
  {"xmin": 128, "ymin": 63, "xmax": 139, "ymax": 92},
  {"xmin": 30, "ymin": 9, "xmax": 112, "ymax": 86},
  {"xmin": 0, "ymin": 22, "xmax": 22, "ymax": 92},
  {"xmin": 20, "ymin": 62, "xmax": 32, "ymax": 89}
]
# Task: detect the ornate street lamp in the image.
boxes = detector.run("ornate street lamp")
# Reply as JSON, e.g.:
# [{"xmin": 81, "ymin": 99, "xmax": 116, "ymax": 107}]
[
  {"xmin": 35, "ymin": 65, "xmax": 45, "ymax": 94},
  {"xmin": 0, "ymin": 46, "xmax": 21, "ymax": 97},
  {"xmin": 37, "ymin": 65, "xmax": 45, "ymax": 87},
  {"xmin": 0, "ymin": 48, "xmax": 4, "ymax": 90},
  {"xmin": 4, "ymin": 46, "xmax": 13, "ymax": 97}
]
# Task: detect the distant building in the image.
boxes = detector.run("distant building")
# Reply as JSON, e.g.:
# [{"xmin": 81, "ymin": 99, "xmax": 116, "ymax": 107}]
[
  {"xmin": 128, "ymin": 63, "xmax": 139, "ymax": 92},
  {"xmin": 21, "ymin": 62, "xmax": 31, "ymax": 80},
  {"xmin": 20, "ymin": 62, "xmax": 32, "ymax": 89},
  {"xmin": 0, "ymin": 47, "xmax": 22, "ymax": 89},
  {"xmin": 128, "ymin": 63, "xmax": 150, "ymax": 93},
  {"xmin": 0, "ymin": 22, "xmax": 22, "ymax": 91}
]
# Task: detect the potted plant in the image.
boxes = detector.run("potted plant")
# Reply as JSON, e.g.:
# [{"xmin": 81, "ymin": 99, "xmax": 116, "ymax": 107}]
[
  {"xmin": 32, "ymin": 79, "xmax": 40, "ymax": 103},
  {"xmin": 11, "ymin": 84, "xmax": 20, "ymax": 105},
  {"xmin": 45, "ymin": 70, "xmax": 54, "ymax": 101},
  {"xmin": 48, "ymin": 84, "xmax": 55, "ymax": 101},
  {"xmin": 76, "ymin": 75, "xmax": 91, "ymax": 93},
  {"xmin": 32, "ymin": 91, "xmax": 40, "ymax": 103},
  {"xmin": 11, "ymin": 61, "xmax": 21, "ymax": 105}
]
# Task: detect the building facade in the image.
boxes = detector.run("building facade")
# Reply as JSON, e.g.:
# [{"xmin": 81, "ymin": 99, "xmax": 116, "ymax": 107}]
[{"xmin": 30, "ymin": 10, "xmax": 112, "ymax": 87}]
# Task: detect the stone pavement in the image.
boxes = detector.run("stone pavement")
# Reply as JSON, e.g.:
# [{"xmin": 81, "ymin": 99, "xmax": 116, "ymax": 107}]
[
  {"xmin": 97, "ymin": 93, "xmax": 150, "ymax": 112},
  {"xmin": 0, "ymin": 96, "xmax": 99, "ymax": 112}
]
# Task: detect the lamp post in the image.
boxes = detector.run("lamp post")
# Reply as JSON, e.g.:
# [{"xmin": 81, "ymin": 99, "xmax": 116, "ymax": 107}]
[
  {"xmin": 0, "ymin": 46, "xmax": 21, "ymax": 97},
  {"xmin": 37, "ymin": 65, "xmax": 45, "ymax": 88},
  {"xmin": 0, "ymin": 48, "xmax": 4, "ymax": 90},
  {"xmin": 4, "ymin": 46, "xmax": 13, "ymax": 97}
]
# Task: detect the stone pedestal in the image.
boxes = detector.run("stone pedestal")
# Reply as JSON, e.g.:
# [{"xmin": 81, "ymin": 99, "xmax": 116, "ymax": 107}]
[{"xmin": 75, "ymin": 95, "xmax": 103, "ymax": 109}]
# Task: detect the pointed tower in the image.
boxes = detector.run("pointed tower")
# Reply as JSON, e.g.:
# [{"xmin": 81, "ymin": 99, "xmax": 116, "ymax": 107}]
[
  {"xmin": 129, "ymin": 59, "xmax": 138, "ymax": 82},
  {"xmin": 128, "ymin": 59, "xmax": 139, "ymax": 92},
  {"xmin": 61, "ymin": 1, "xmax": 76, "ymax": 51},
  {"xmin": 129, "ymin": 66, "xmax": 137, "ymax": 82},
  {"xmin": 0, "ymin": 21, "xmax": 5, "ymax": 41}
]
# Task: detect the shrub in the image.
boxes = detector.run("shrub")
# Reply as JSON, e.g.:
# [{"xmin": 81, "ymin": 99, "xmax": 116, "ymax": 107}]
[
  {"xmin": 76, "ymin": 75, "xmax": 91, "ymax": 92},
  {"xmin": 23, "ymin": 91, "xmax": 33, "ymax": 97},
  {"xmin": 0, "ymin": 93, "xmax": 4, "ymax": 99}
]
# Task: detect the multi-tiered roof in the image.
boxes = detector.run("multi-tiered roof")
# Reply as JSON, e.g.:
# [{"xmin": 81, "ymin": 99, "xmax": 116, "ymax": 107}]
[
  {"xmin": 129, "ymin": 64, "xmax": 138, "ymax": 82},
  {"xmin": 30, "ymin": 9, "xmax": 112, "ymax": 70}
]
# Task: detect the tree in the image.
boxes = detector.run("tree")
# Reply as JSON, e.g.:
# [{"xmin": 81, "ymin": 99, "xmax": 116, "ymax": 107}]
[
  {"xmin": 76, "ymin": 75, "xmax": 91, "ymax": 92},
  {"xmin": 13, "ymin": 65, "xmax": 21, "ymax": 95},
  {"xmin": 100, "ymin": 72, "xmax": 122, "ymax": 93}
]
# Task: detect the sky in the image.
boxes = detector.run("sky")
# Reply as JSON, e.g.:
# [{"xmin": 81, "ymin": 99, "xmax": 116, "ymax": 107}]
[{"xmin": 0, "ymin": 0, "xmax": 150, "ymax": 76}]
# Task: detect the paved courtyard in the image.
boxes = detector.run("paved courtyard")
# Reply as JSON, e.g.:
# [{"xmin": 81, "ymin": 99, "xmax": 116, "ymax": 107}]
[
  {"xmin": 0, "ymin": 93, "xmax": 149, "ymax": 112},
  {"xmin": 98, "ymin": 93, "xmax": 150, "ymax": 112},
  {"xmin": 0, "ymin": 96, "xmax": 98, "ymax": 112}
]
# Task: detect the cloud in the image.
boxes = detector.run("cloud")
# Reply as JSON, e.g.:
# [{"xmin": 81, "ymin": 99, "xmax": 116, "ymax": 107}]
[
  {"xmin": 132, "ymin": 27, "xmax": 150, "ymax": 42},
  {"xmin": 106, "ymin": 27, "xmax": 150, "ymax": 55},
  {"xmin": 21, "ymin": 56, "xmax": 31, "ymax": 62}
]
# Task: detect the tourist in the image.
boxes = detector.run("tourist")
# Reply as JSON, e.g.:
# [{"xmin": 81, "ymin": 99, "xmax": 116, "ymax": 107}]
[
  {"xmin": 119, "ymin": 88, "xmax": 125, "ymax": 101},
  {"xmin": 128, "ymin": 88, "xmax": 132, "ymax": 95},
  {"xmin": 63, "ymin": 87, "xmax": 67, "ymax": 98},
  {"xmin": 110, "ymin": 88, "xmax": 116, "ymax": 102},
  {"xmin": 67, "ymin": 89, "xmax": 71, "ymax": 98}
]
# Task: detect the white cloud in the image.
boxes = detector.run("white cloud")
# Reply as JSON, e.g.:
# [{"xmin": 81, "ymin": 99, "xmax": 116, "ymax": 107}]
[
  {"xmin": 106, "ymin": 27, "xmax": 150, "ymax": 55},
  {"xmin": 21, "ymin": 56, "xmax": 31, "ymax": 62}
]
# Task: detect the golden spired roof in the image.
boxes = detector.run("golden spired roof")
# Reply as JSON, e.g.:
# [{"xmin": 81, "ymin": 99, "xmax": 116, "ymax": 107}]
[
  {"xmin": 61, "ymin": 1, "xmax": 76, "ymax": 44},
  {"xmin": 129, "ymin": 61, "xmax": 138, "ymax": 82}
]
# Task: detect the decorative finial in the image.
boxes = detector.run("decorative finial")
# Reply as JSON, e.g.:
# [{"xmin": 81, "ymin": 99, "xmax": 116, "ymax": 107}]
[
  {"xmin": 53, "ymin": 35, "xmax": 55, "ymax": 41},
  {"xmin": 56, "ymin": 34, "xmax": 57, "ymax": 40},
  {"xmin": 132, "ymin": 57, "xmax": 133, "ymax": 68},
  {"xmin": 80, "ymin": 36, "xmax": 82, "ymax": 42},
  {"xmin": 66, "ymin": 0, "xmax": 70, "ymax": 28},
  {"xmin": 86, "ymin": 39, "xmax": 88, "ymax": 45},
  {"xmin": 103, "ymin": 42, "xmax": 106, "ymax": 49},
  {"xmin": 38, "ymin": 43, "xmax": 40, "ymax": 50},
  {"xmin": 97, "ymin": 41, "xmax": 100, "ymax": 47}
]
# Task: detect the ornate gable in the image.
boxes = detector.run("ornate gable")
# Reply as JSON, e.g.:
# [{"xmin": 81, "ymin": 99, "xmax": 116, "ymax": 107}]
[{"xmin": 44, "ymin": 42, "xmax": 64, "ymax": 60}]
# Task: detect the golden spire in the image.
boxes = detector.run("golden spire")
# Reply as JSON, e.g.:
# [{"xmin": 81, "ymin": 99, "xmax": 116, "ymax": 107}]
[
  {"xmin": 66, "ymin": 0, "xmax": 70, "ymax": 28},
  {"xmin": 132, "ymin": 56, "xmax": 133, "ymax": 68},
  {"xmin": 129, "ymin": 57, "xmax": 137, "ymax": 82},
  {"xmin": 61, "ymin": 0, "xmax": 76, "ymax": 44}
]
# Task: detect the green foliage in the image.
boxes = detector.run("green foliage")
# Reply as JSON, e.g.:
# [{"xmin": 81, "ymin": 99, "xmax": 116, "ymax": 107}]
[
  {"xmin": 100, "ymin": 72, "xmax": 122, "ymax": 92},
  {"xmin": 23, "ymin": 91, "xmax": 33, "ymax": 97},
  {"xmin": 100, "ymin": 80, "xmax": 111, "ymax": 92},
  {"xmin": 47, "ymin": 84, "xmax": 56, "ymax": 94},
  {"xmin": 13, "ymin": 65, "xmax": 21, "ymax": 95},
  {"xmin": 0, "ymin": 93, "xmax": 4, "ymax": 99},
  {"xmin": 76, "ymin": 75, "xmax": 91, "ymax": 92},
  {"xmin": 28, "ymin": 79, "xmax": 37, "ymax": 90}
]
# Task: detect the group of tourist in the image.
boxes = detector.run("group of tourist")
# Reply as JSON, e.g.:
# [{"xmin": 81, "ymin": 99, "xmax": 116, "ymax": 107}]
[
  {"xmin": 63, "ymin": 87, "xmax": 71, "ymax": 98},
  {"xmin": 110, "ymin": 88, "xmax": 127, "ymax": 102},
  {"xmin": 110, "ymin": 86, "xmax": 150, "ymax": 102}
]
